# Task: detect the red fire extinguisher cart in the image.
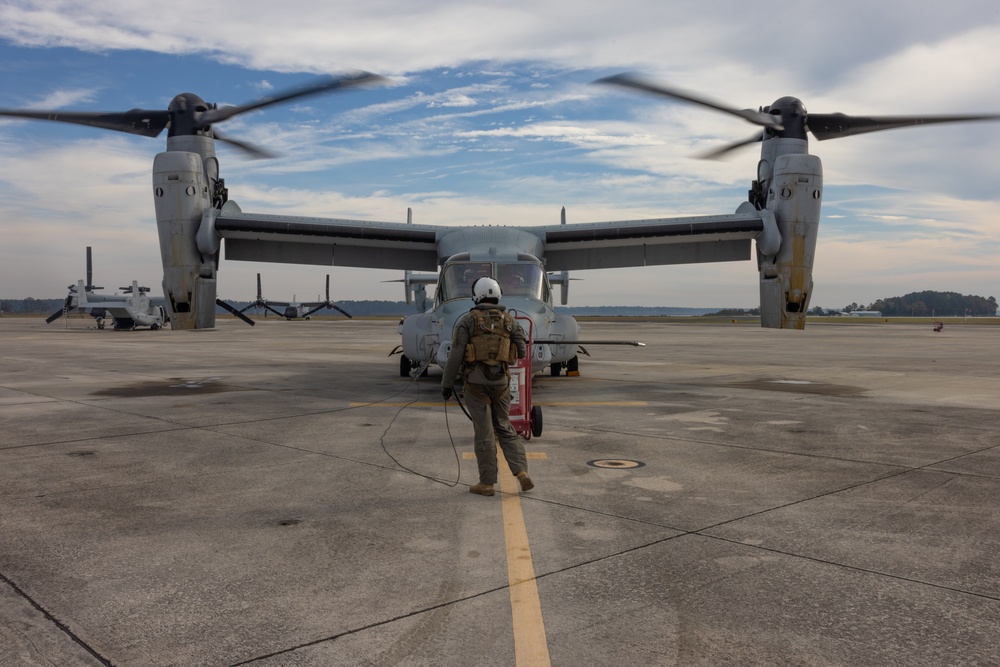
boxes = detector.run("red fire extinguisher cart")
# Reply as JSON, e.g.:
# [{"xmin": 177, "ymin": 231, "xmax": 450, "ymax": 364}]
[{"xmin": 508, "ymin": 311, "xmax": 542, "ymax": 440}]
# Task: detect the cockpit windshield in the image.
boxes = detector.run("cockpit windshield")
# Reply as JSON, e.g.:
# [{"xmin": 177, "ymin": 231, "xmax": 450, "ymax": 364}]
[
  {"xmin": 438, "ymin": 261, "xmax": 549, "ymax": 304},
  {"xmin": 440, "ymin": 263, "xmax": 493, "ymax": 302},
  {"xmin": 497, "ymin": 263, "xmax": 544, "ymax": 300}
]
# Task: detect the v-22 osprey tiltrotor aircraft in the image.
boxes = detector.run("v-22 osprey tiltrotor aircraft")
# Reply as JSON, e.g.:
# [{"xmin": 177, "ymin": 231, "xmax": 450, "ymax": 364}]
[
  {"xmin": 5, "ymin": 72, "xmax": 999, "ymax": 372},
  {"xmin": 217, "ymin": 272, "xmax": 352, "ymax": 325},
  {"xmin": 46, "ymin": 247, "xmax": 169, "ymax": 330}
]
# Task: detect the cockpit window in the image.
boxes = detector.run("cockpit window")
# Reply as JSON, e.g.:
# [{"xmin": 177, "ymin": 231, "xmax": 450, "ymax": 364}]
[
  {"xmin": 437, "ymin": 261, "xmax": 550, "ymax": 304},
  {"xmin": 497, "ymin": 263, "xmax": 543, "ymax": 300},
  {"xmin": 440, "ymin": 263, "xmax": 493, "ymax": 302}
]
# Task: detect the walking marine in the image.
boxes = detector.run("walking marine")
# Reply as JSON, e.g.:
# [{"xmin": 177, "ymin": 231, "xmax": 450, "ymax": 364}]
[{"xmin": 441, "ymin": 277, "xmax": 532, "ymax": 496}]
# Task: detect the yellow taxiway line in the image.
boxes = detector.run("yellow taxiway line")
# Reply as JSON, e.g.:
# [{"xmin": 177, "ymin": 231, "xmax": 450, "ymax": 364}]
[
  {"xmin": 463, "ymin": 452, "xmax": 548, "ymax": 460},
  {"xmin": 496, "ymin": 449, "xmax": 552, "ymax": 667}
]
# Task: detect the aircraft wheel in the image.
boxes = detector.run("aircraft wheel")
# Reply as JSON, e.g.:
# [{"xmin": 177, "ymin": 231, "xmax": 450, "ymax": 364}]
[
  {"xmin": 531, "ymin": 405, "xmax": 543, "ymax": 437},
  {"xmin": 566, "ymin": 355, "xmax": 579, "ymax": 374},
  {"xmin": 550, "ymin": 362, "xmax": 562, "ymax": 376},
  {"xmin": 151, "ymin": 324, "xmax": 160, "ymax": 330},
  {"xmin": 400, "ymin": 354, "xmax": 412, "ymax": 377}
]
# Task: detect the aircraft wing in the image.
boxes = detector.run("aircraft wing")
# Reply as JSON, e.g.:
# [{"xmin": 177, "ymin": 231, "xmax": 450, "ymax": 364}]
[
  {"xmin": 534, "ymin": 211, "xmax": 766, "ymax": 271},
  {"xmin": 215, "ymin": 210, "xmax": 447, "ymax": 272},
  {"xmin": 214, "ymin": 205, "xmax": 767, "ymax": 272}
]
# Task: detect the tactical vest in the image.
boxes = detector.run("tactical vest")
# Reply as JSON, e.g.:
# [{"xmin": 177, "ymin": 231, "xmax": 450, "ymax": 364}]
[{"xmin": 463, "ymin": 308, "xmax": 516, "ymax": 366}]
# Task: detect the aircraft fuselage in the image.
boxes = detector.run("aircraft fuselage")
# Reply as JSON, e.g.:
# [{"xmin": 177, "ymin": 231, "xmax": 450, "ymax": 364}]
[{"xmin": 399, "ymin": 256, "xmax": 580, "ymax": 374}]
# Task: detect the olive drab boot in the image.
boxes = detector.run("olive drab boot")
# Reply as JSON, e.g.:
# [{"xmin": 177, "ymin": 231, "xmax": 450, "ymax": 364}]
[
  {"xmin": 469, "ymin": 483, "xmax": 495, "ymax": 496},
  {"xmin": 516, "ymin": 472, "xmax": 534, "ymax": 492}
]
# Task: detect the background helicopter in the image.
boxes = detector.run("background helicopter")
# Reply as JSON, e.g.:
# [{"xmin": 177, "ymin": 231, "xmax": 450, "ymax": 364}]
[
  {"xmin": 5, "ymin": 72, "xmax": 998, "ymax": 371},
  {"xmin": 217, "ymin": 273, "xmax": 352, "ymax": 325},
  {"xmin": 46, "ymin": 247, "xmax": 169, "ymax": 330}
]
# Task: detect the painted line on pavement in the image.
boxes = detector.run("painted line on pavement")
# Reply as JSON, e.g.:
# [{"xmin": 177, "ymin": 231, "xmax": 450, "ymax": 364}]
[
  {"xmin": 463, "ymin": 452, "xmax": 548, "ymax": 460},
  {"xmin": 497, "ymin": 450, "xmax": 551, "ymax": 666}
]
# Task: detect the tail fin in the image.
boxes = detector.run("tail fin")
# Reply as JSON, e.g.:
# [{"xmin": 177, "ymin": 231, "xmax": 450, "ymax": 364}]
[{"xmin": 75, "ymin": 280, "xmax": 89, "ymax": 306}]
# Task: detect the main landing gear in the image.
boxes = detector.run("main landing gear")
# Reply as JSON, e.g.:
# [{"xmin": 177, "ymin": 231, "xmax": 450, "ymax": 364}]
[{"xmin": 549, "ymin": 355, "xmax": 580, "ymax": 376}]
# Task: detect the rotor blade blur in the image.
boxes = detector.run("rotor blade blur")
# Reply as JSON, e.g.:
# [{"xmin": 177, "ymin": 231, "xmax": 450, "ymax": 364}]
[
  {"xmin": 808, "ymin": 112, "xmax": 1000, "ymax": 140},
  {"xmin": 211, "ymin": 129, "xmax": 276, "ymax": 159},
  {"xmin": 198, "ymin": 72, "xmax": 387, "ymax": 127},
  {"xmin": 596, "ymin": 73, "xmax": 783, "ymax": 130},
  {"xmin": 0, "ymin": 108, "xmax": 169, "ymax": 137},
  {"xmin": 45, "ymin": 309, "xmax": 65, "ymax": 324},
  {"xmin": 695, "ymin": 131, "xmax": 765, "ymax": 160}
]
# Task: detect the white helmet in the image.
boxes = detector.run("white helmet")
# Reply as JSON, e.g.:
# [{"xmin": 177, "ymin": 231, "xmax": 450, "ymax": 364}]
[{"xmin": 472, "ymin": 277, "xmax": 502, "ymax": 304}]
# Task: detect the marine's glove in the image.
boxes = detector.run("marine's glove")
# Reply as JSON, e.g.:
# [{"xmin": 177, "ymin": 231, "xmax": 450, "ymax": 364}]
[{"xmin": 441, "ymin": 387, "xmax": 453, "ymax": 400}]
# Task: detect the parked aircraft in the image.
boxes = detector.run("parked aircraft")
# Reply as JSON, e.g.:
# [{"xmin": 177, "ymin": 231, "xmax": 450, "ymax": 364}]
[
  {"xmin": 46, "ymin": 248, "xmax": 168, "ymax": 330},
  {"xmin": 6, "ymin": 72, "xmax": 998, "ymax": 372},
  {"xmin": 218, "ymin": 273, "xmax": 351, "ymax": 325}
]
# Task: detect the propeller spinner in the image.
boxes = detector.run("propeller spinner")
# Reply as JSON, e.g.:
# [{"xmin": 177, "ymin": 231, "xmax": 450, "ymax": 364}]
[
  {"xmin": 597, "ymin": 73, "xmax": 1000, "ymax": 159},
  {"xmin": 0, "ymin": 71, "xmax": 386, "ymax": 158}
]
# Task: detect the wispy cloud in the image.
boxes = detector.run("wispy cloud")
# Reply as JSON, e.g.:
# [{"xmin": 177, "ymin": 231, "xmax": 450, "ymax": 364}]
[{"xmin": 31, "ymin": 87, "xmax": 97, "ymax": 108}]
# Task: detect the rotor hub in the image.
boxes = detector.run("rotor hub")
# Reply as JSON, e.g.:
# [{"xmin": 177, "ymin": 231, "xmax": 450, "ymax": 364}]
[
  {"xmin": 764, "ymin": 97, "xmax": 808, "ymax": 141},
  {"xmin": 167, "ymin": 93, "xmax": 213, "ymax": 138}
]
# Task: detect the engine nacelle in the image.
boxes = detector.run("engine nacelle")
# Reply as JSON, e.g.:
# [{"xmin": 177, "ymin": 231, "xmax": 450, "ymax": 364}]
[
  {"xmin": 152, "ymin": 150, "xmax": 218, "ymax": 330},
  {"xmin": 758, "ymin": 154, "xmax": 822, "ymax": 330}
]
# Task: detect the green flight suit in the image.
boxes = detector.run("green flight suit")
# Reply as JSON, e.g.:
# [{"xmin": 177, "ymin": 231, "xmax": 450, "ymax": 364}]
[{"xmin": 441, "ymin": 303, "xmax": 528, "ymax": 485}]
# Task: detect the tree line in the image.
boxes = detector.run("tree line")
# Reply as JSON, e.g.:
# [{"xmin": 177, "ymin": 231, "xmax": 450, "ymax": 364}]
[{"xmin": 825, "ymin": 291, "xmax": 997, "ymax": 317}]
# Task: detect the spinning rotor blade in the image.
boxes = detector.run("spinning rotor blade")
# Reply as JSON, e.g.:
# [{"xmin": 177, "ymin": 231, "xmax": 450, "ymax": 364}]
[
  {"xmin": 0, "ymin": 108, "xmax": 170, "ymax": 137},
  {"xmin": 0, "ymin": 71, "xmax": 385, "ymax": 156},
  {"xmin": 596, "ymin": 73, "xmax": 783, "ymax": 130},
  {"xmin": 807, "ymin": 112, "xmax": 1000, "ymax": 141},
  {"xmin": 695, "ymin": 131, "xmax": 765, "ymax": 160},
  {"xmin": 211, "ymin": 129, "xmax": 276, "ymax": 160},
  {"xmin": 598, "ymin": 72, "xmax": 1000, "ymax": 158},
  {"xmin": 45, "ymin": 308, "xmax": 65, "ymax": 324},
  {"xmin": 216, "ymin": 299, "xmax": 255, "ymax": 326},
  {"xmin": 198, "ymin": 72, "xmax": 385, "ymax": 126}
]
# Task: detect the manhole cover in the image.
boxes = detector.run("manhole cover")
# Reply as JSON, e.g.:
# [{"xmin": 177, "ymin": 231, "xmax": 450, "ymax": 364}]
[{"xmin": 586, "ymin": 459, "xmax": 645, "ymax": 469}]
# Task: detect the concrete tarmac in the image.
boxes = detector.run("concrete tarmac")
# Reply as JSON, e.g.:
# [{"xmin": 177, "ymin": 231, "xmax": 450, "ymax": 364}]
[{"xmin": 1, "ymin": 316, "xmax": 998, "ymax": 666}]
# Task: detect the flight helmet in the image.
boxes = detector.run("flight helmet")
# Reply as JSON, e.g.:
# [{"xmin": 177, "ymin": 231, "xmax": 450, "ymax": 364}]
[{"xmin": 472, "ymin": 277, "xmax": 502, "ymax": 304}]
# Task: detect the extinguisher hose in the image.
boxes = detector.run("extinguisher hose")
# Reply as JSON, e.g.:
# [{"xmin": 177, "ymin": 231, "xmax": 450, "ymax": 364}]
[{"xmin": 378, "ymin": 375, "xmax": 463, "ymax": 488}]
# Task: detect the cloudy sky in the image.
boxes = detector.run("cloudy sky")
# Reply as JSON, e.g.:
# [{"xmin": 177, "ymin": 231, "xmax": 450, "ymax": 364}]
[{"xmin": 1, "ymin": 0, "xmax": 999, "ymax": 309}]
